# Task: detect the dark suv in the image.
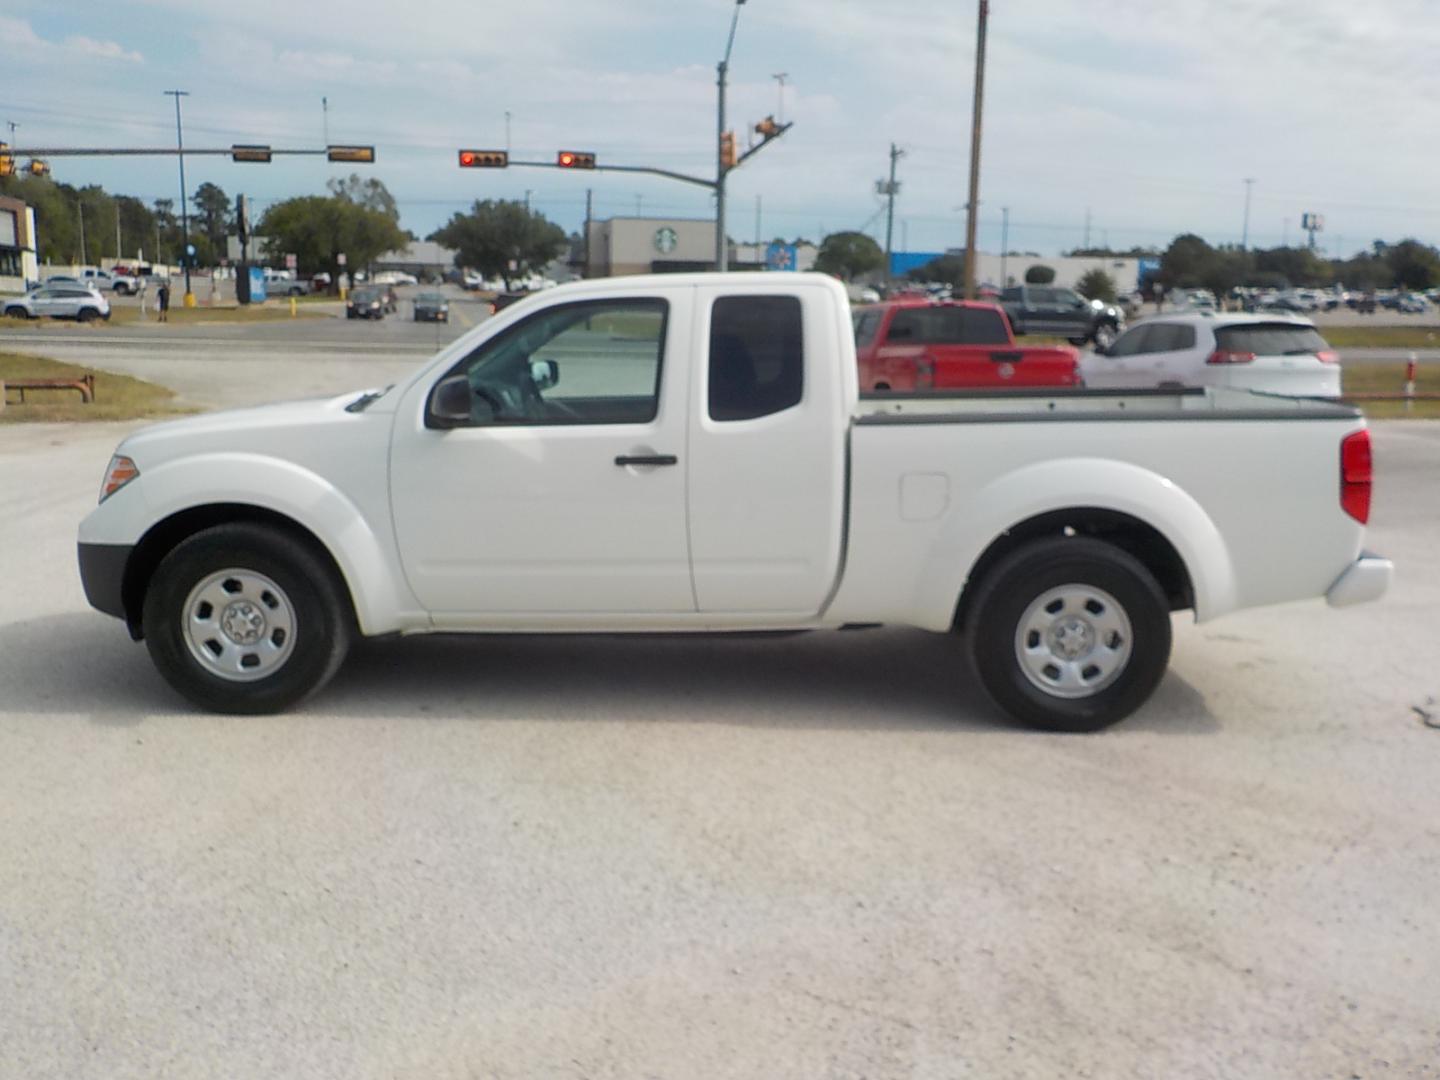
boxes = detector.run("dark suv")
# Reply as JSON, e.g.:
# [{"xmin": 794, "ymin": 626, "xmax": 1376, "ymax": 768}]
[{"xmin": 1000, "ymin": 285, "xmax": 1124, "ymax": 349}]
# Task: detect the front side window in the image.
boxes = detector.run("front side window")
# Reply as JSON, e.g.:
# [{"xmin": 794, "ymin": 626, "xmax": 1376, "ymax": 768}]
[
  {"xmin": 709, "ymin": 295, "xmax": 803, "ymax": 422},
  {"xmin": 451, "ymin": 298, "xmax": 667, "ymax": 426},
  {"xmin": 1106, "ymin": 324, "xmax": 1154, "ymax": 357}
]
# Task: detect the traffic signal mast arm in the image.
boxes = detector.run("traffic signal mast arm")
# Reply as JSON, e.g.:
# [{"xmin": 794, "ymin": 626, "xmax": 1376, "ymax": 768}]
[{"xmin": 730, "ymin": 118, "xmax": 793, "ymax": 172}]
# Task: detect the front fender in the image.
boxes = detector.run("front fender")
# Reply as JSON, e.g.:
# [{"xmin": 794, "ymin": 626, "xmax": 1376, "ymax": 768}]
[
  {"xmin": 81, "ymin": 453, "xmax": 415, "ymax": 636},
  {"xmin": 912, "ymin": 457, "xmax": 1238, "ymax": 629}
]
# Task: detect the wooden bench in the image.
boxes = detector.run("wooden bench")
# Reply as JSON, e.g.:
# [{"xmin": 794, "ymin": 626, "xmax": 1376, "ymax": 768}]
[{"xmin": 1, "ymin": 374, "xmax": 97, "ymax": 404}]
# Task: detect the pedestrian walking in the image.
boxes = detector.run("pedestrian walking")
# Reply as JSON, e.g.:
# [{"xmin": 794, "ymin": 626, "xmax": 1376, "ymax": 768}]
[{"xmin": 157, "ymin": 280, "xmax": 171, "ymax": 323}]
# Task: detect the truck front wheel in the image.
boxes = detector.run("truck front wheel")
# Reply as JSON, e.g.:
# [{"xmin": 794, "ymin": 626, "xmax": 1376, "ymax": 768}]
[
  {"xmin": 141, "ymin": 523, "xmax": 353, "ymax": 714},
  {"xmin": 964, "ymin": 538, "xmax": 1171, "ymax": 732}
]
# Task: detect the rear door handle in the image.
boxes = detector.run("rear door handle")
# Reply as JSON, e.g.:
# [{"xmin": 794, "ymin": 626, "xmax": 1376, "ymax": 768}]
[{"xmin": 614, "ymin": 454, "xmax": 678, "ymax": 467}]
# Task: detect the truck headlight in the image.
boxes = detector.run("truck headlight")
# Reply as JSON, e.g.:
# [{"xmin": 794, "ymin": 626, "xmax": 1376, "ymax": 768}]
[{"xmin": 100, "ymin": 454, "xmax": 139, "ymax": 502}]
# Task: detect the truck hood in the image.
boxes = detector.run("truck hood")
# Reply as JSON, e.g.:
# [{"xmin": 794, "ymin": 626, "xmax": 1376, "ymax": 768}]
[{"xmin": 116, "ymin": 389, "xmax": 389, "ymax": 466}]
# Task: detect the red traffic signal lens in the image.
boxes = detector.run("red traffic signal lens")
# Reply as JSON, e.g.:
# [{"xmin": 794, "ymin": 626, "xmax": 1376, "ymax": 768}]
[
  {"xmin": 558, "ymin": 152, "xmax": 576, "ymax": 167},
  {"xmin": 460, "ymin": 151, "xmax": 476, "ymax": 166}
]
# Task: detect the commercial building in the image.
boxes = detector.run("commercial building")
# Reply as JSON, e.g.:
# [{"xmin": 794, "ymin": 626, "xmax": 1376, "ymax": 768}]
[
  {"xmin": 0, "ymin": 195, "xmax": 40, "ymax": 292},
  {"xmin": 890, "ymin": 249, "xmax": 1148, "ymax": 292},
  {"xmin": 582, "ymin": 216, "xmax": 817, "ymax": 278}
]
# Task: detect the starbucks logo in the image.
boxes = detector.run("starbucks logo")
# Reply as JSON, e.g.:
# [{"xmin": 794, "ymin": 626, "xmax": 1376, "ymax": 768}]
[{"xmin": 654, "ymin": 227, "xmax": 678, "ymax": 254}]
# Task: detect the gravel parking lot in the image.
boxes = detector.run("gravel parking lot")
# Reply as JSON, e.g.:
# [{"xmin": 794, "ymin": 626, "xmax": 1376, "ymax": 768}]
[{"xmin": 2, "ymin": 352, "xmax": 1438, "ymax": 1076}]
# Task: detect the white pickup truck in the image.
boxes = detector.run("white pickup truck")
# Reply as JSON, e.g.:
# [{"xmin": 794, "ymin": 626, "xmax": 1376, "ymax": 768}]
[{"xmin": 78, "ymin": 272, "xmax": 1392, "ymax": 731}]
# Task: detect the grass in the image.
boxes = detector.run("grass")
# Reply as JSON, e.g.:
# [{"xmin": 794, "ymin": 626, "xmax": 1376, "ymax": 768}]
[
  {"xmin": 1322, "ymin": 325, "xmax": 1440, "ymax": 350},
  {"xmin": 1341, "ymin": 361, "xmax": 1440, "ymax": 419},
  {"xmin": 0, "ymin": 352, "xmax": 190, "ymax": 423}
]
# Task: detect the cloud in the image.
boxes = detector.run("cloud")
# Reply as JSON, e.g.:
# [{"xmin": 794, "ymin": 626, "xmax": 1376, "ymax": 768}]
[{"xmin": 63, "ymin": 35, "xmax": 144, "ymax": 64}]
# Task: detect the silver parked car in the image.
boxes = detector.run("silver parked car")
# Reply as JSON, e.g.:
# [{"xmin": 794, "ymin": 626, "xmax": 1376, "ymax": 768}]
[{"xmin": 4, "ymin": 285, "xmax": 112, "ymax": 322}]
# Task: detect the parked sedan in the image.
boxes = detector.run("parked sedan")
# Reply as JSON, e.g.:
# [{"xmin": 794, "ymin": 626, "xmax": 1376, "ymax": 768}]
[
  {"xmin": 1081, "ymin": 312, "xmax": 1340, "ymax": 397},
  {"xmin": 345, "ymin": 287, "xmax": 386, "ymax": 320},
  {"xmin": 4, "ymin": 285, "xmax": 112, "ymax": 322},
  {"xmin": 412, "ymin": 292, "xmax": 449, "ymax": 322}
]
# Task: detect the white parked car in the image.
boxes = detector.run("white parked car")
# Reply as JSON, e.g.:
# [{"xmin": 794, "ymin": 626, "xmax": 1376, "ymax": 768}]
[
  {"xmin": 78, "ymin": 273, "xmax": 1388, "ymax": 731},
  {"xmin": 373, "ymin": 271, "xmax": 419, "ymax": 286},
  {"xmin": 1082, "ymin": 312, "xmax": 1341, "ymax": 397},
  {"xmin": 4, "ymin": 284, "xmax": 112, "ymax": 322}
]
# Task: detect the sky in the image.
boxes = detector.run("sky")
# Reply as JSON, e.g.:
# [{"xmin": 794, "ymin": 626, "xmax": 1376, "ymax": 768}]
[{"xmin": 3, "ymin": 0, "xmax": 1438, "ymax": 258}]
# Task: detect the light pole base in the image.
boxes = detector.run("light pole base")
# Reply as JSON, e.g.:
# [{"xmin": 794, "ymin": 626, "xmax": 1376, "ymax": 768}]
[{"xmin": 183, "ymin": 292, "xmax": 197, "ymax": 308}]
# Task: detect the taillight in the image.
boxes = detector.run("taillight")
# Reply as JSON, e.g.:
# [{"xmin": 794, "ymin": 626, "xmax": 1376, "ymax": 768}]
[
  {"xmin": 1316, "ymin": 349, "xmax": 1340, "ymax": 364},
  {"xmin": 915, "ymin": 355, "xmax": 935, "ymax": 390},
  {"xmin": 1340, "ymin": 430, "xmax": 1372, "ymax": 524},
  {"xmin": 1205, "ymin": 349, "xmax": 1256, "ymax": 365}
]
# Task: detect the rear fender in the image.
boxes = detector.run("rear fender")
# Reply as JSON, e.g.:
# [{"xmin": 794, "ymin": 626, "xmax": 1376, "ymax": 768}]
[{"xmin": 912, "ymin": 457, "xmax": 1238, "ymax": 629}]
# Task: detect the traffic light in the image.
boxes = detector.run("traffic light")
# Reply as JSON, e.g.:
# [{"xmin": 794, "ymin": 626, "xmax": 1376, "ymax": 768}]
[
  {"xmin": 754, "ymin": 115, "xmax": 781, "ymax": 139},
  {"xmin": 27, "ymin": 158, "xmax": 50, "ymax": 177},
  {"xmin": 556, "ymin": 150, "xmax": 596, "ymax": 169},
  {"xmin": 0, "ymin": 143, "xmax": 12, "ymax": 177},
  {"xmin": 719, "ymin": 131, "xmax": 737, "ymax": 168},
  {"xmin": 459, "ymin": 149, "xmax": 508, "ymax": 168},
  {"xmin": 327, "ymin": 145, "xmax": 375, "ymax": 163},
  {"xmin": 231, "ymin": 144, "xmax": 273, "ymax": 163}
]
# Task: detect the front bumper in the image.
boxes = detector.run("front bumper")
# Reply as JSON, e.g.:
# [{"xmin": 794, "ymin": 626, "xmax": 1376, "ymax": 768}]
[
  {"xmin": 77, "ymin": 542, "xmax": 133, "ymax": 620},
  {"xmin": 1326, "ymin": 552, "xmax": 1393, "ymax": 607}
]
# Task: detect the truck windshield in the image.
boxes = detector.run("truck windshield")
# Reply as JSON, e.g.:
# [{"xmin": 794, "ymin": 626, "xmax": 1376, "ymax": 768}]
[{"xmin": 886, "ymin": 306, "xmax": 1011, "ymax": 346}]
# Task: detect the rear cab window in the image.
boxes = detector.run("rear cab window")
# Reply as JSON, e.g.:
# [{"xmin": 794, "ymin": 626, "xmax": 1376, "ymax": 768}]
[
  {"xmin": 709, "ymin": 295, "xmax": 804, "ymax": 421},
  {"xmin": 884, "ymin": 305, "xmax": 1011, "ymax": 346}
]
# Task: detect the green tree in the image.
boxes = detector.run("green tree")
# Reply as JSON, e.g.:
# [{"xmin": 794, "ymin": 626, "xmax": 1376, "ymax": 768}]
[
  {"xmin": 907, "ymin": 253, "xmax": 965, "ymax": 284},
  {"xmin": 1024, "ymin": 264, "xmax": 1055, "ymax": 284},
  {"xmin": 327, "ymin": 173, "xmax": 400, "ymax": 222},
  {"xmin": 428, "ymin": 199, "xmax": 567, "ymax": 289},
  {"xmin": 813, "ymin": 231, "xmax": 884, "ymax": 281},
  {"xmin": 1158, "ymin": 233, "xmax": 1214, "ymax": 288},
  {"xmin": 1252, "ymin": 246, "xmax": 1329, "ymax": 288},
  {"xmin": 259, "ymin": 195, "xmax": 407, "ymax": 279},
  {"xmin": 1383, "ymin": 239, "xmax": 1440, "ymax": 290},
  {"xmin": 192, "ymin": 182, "xmax": 231, "ymax": 256},
  {"xmin": 1075, "ymin": 268, "xmax": 1117, "ymax": 303}
]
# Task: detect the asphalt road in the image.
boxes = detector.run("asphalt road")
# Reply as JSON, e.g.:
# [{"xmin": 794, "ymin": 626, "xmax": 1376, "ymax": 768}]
[{"xmin": 2, "ymin": 342, "xmax": 1438, "ymax": 1077}]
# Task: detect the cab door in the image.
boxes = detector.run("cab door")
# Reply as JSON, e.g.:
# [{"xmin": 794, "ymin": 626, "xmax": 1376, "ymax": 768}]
[
  {"xmin": 686, "ymin": 284, "xmax": 847, "ymax": 615},
  {"xmin": 389, "ymin": 288, "xmax": 696, "ymax": 618}
]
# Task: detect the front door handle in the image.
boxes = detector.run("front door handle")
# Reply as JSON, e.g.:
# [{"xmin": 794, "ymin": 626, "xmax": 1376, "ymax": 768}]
[{"xmin": 614, "ymin": 454, "xmax": 678, "ymax": 467}]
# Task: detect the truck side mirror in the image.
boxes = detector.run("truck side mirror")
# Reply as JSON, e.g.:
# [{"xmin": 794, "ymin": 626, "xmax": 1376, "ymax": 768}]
[
  {"xmin": 427, "ymin": 374, "xmax": 474, "ymax": 429},
  {"xmin": 530, "ymin": 358, "xmax": 559, "ymax": 391}
]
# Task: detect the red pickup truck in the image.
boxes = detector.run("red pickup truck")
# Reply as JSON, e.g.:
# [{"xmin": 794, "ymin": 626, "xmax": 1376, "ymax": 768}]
[{"xmin": 852, "ymin": 299, "xmax": 1082, "ymax": 391}]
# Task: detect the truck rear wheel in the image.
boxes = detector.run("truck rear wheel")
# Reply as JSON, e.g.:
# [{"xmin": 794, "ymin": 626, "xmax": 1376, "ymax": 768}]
[
  {"xmin": 141, "ymin": 523, "xmax": 353, "ymax": 714},
  {"xmin": 964, "ymin": 538, "xmax": 1171, "ymax": 732}
]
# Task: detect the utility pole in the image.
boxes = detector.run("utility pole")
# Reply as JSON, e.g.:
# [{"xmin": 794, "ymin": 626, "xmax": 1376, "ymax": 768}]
[
  {"xmin": 583, "ymin": 187, "xmax": 592, "ymax": 277},
  {"xmin": 1242, "ymin": 177, "xmax": 1255, "ymax": 249},
  {"xmin": 163, "ymin": 89, "xmax": 193, "ymax": 304},
  {"xmin": 962, "ymin": 0, "xmax": 989, "ymax": 299},
  {"xmin": 881, "ymin": 142, "xmax": 904, "ymax": 289},
  {"xmin": 1000, "ymin": 205, "xmax": 1010, "ymax": 287},
  {"xmin": 715, "ymin": 0, "xmax": 746, "ymax": 272}
]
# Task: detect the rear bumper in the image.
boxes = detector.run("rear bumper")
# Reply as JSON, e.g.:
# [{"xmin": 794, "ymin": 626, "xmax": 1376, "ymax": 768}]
[
  {"xmin": 77, "ymin": 542, "xmax": 133, "ymax": 620},
  {"xmin": 1326, "ymin": 552, "xmax": 1393, "ymax": 607}
]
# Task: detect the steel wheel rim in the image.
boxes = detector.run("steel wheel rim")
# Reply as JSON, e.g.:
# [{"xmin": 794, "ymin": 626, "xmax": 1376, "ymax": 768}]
[
  {"xmin": 182, "ymin": 568, "xmax": 297, "ymax": 682},
  {"xmin": 1015, "ymin": 583, "xmax": 1133, "ymax": 699}
]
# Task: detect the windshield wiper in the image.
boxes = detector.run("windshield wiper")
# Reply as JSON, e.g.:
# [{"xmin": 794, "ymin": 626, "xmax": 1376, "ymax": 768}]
[{"xmin": 346, "ymin": 385, "xmax": 393, "ymax": 413}]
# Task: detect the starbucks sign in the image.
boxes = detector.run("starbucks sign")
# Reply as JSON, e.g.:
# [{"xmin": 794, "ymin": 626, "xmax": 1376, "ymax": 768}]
[{"xmin": 653, "ymin": 226, "xmax": 678, "ymax": 254}]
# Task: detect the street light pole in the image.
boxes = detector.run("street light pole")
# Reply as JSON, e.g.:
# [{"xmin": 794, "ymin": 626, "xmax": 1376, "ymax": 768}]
[
  {"xmin": 1241, "ymin": 177, "xmax": 1255, "ymax": 249},
  {"xmin": 716, "ymin": 0, "xmax": 746, "ymax": 272},
  {"xmin": 163, "ymin": 90, "xmax": 193, "ymax": 304}
]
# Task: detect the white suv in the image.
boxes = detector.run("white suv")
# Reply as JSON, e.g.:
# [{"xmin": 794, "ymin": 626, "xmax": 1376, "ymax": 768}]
[
  {"xmin": 1081, "ymin": 312, "xmax": 1340, "ymax": 397},
  {"xmin": 4, "ymin": 285, "xmax": 112, "ymax": 322}
]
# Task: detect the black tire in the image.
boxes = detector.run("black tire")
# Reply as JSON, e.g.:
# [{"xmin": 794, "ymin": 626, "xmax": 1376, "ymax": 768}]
[
  {"xmin": 114, "ymin": 283, "xmax": 131, "ymax": 296},
  {"xmin": 3, "ymin": 306, "xmax": 30, "ymax": 319},
  {"xmin": 1092, "ymin": 322, "xmax": 1120, "ymax": 350},
  {"xmin": 77, "ymin": 307, "xmax": 98, "ymax": 322},
  {"xmin": 141, "ymin": 523, "xmax": 354, "ymax": 714},
  {"xmin": 1067, "ymin": 336, "xmax": 1088, "ymax": 346},
  {"xmin": 964, "ymin": 537, "xmax": 1171, "ymax": 732}
]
